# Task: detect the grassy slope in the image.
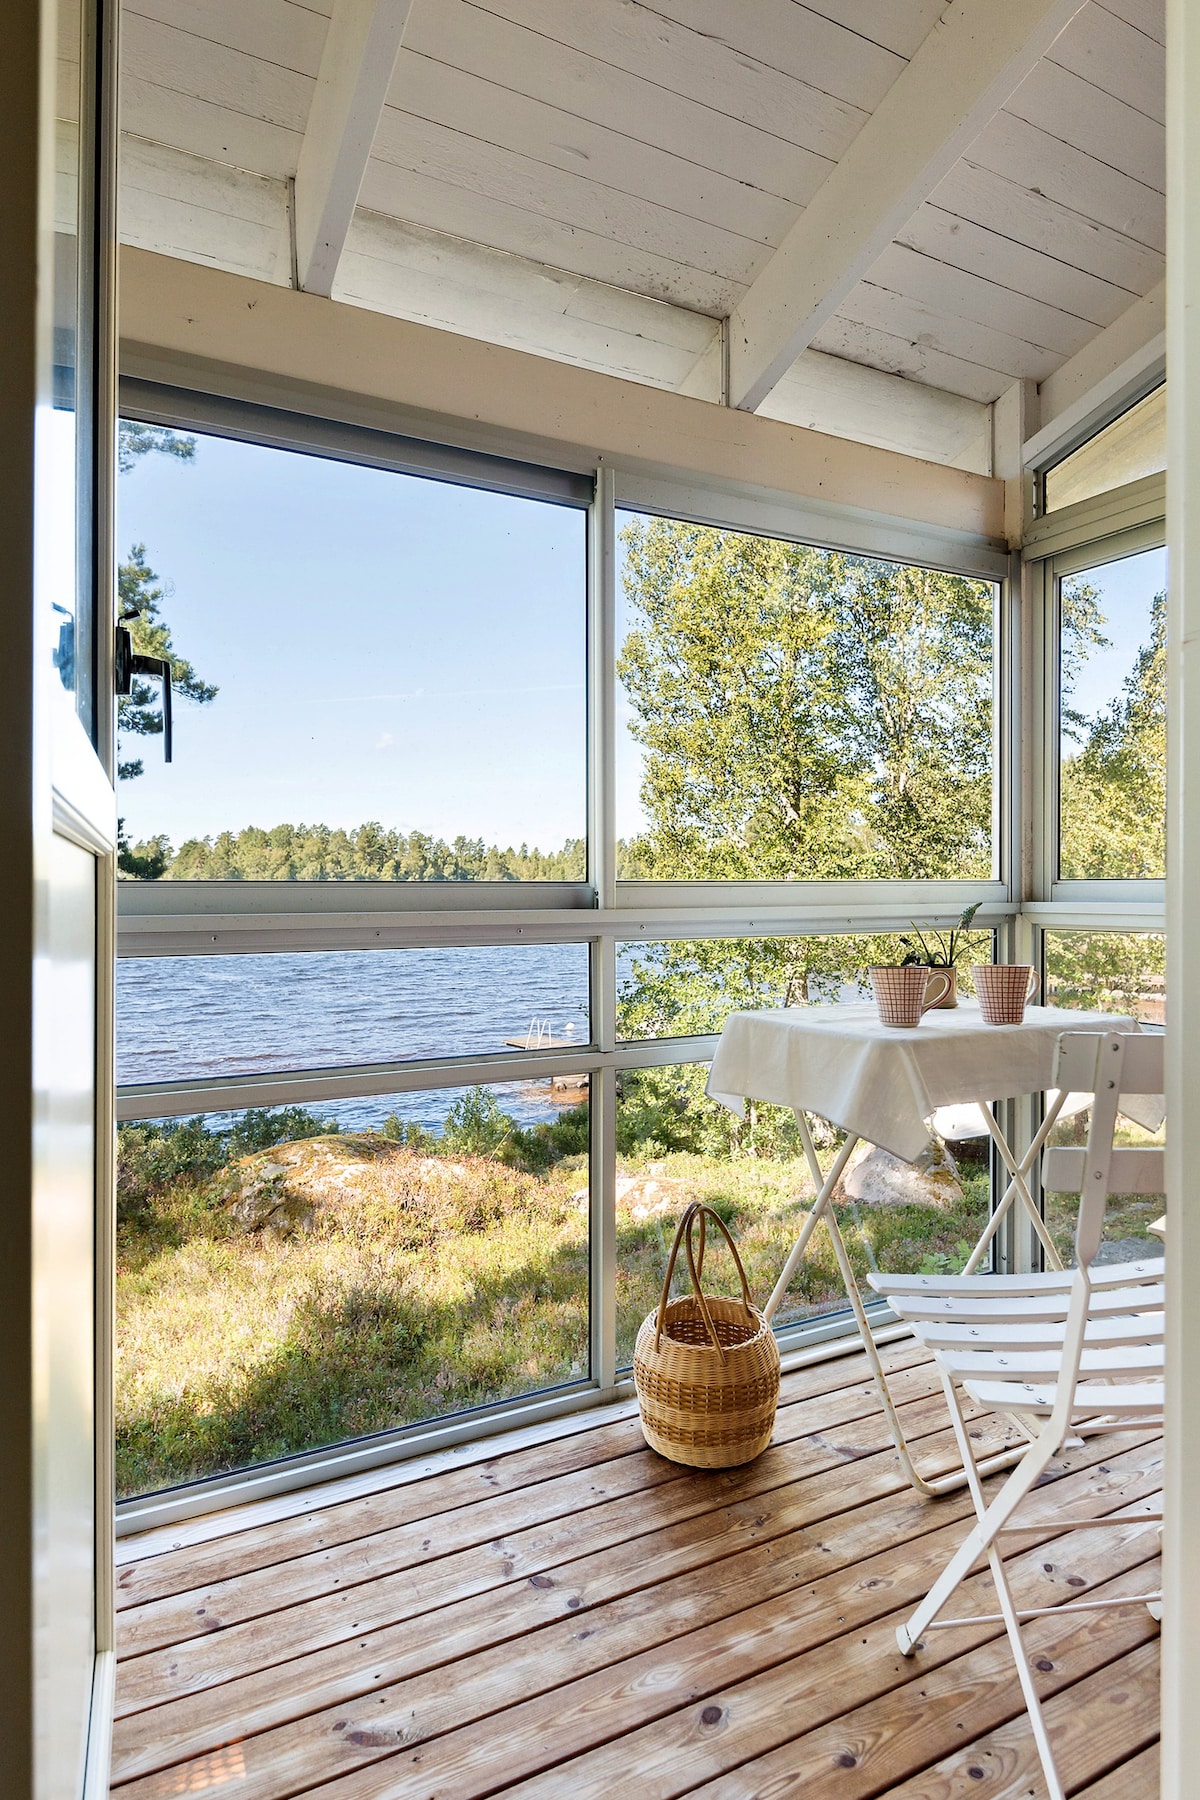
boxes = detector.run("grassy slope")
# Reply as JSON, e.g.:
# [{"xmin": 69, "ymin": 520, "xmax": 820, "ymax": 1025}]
[{"xmin": 116, "ymin": 1133, "xmax": 989, "ymax": 1498}]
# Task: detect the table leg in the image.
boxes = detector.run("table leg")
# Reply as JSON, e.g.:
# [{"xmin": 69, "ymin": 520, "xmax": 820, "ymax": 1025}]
[
  {"xmin": 762, "ymin": 1118, "xmax": 859, "ymax": 1325},
  {"xmin": 970, "ymin": 1092, "xmax": 1069, "ymax": 1275},
  {"xmin": 767, "ymin": 1112, "xmax": 1024, "ymax": 1498}
]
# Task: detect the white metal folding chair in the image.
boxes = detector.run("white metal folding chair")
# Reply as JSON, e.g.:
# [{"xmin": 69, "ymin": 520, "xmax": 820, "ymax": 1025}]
[{"xmin": 890, "ymin": 1030, "xmax": 1165, "ymax": 1800}]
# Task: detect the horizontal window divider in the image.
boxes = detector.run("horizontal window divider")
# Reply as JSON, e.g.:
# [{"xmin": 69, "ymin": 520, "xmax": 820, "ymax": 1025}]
[
  {"xmin": 116, "ymin": 1036, "xmax": 722, "ymax": 1121},
  {"xmin": 1022, "ymin": 899, "xmax": 1165, "ymax": 931},
  {"xmin": 1022, "ymin": 471, "xmax": 1165, "ymax": 560},
  {"xmin": 117, "ymin": 886, "xmax": 1015, "ymax": 959}
]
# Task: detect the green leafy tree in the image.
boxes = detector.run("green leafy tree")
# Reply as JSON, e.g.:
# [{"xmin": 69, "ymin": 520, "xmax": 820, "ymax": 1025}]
[
  {"xmin": 614, "ymin": 517, "xmax": 995, "ymax": 1046},
  {"xmin": 1060, "ymin": 588, "xmax": 1167, "ymax": 879}
]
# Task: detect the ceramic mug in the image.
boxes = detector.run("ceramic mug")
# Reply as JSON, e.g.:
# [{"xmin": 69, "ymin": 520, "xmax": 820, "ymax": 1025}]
[
  {"xmin": 869, "ymin": 964, "xmax": 953, "ymax": 1028},
  {"xmin": 971, "ymin": 963, "xmax": 1041, "ymax": 1025}
]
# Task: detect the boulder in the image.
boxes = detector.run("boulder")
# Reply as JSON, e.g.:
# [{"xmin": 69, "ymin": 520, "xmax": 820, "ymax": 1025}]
[
  {"xmin": 837, "ymin": 1137, "xmax": 964, "ymax": 1209},
  {"xmin": 227, "ymin": 1135, "xmax": 384, "ymax": 1236}
]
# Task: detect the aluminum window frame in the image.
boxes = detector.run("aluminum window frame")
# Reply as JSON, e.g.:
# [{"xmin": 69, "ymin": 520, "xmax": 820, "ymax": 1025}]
[
  {"xmin": 113, "ymin": 380, "xmax": 1016, "ymax": 1529},
  {"xmin": 1028, "ymin": 512, "xmax": 1166, "ymax": 908}
]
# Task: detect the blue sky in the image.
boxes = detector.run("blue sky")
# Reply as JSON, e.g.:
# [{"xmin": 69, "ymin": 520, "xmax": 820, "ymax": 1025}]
[
  {"xmin": 118, "ymin": 430, "xmax": 588, "ymax": 850},
  {"xmin": 1061, "ymin": 543, "xmax": 1166, "ymax": 733}
]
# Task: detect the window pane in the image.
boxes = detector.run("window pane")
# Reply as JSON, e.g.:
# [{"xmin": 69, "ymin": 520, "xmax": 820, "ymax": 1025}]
[
  {"xmin": 615, "ymin": 1060, "xmax": 990, "ymax": 1363},
  {"xmin": 116, "ymin": 429, "xmax": 586, "ymax": 879},
  {"xmin": 617, "ymin": 927, "xmax": 993, "ymax": 1041},
  {"xmin": 1042, "ymin": 930, "xmax": 1165, "ymax": 1264},
  {"xmin": 616, "ymin": 512, "xmax": 995, "ymax": 880},
  {"xmin": 1043, "ymin": 929, "xmax": 1165, "ymax": 1024},
  {"xmin": 1058, "ymin": 546, "xmax": 1166, "ymax": 878},
  {"xmin": 117, "ymin": 1082, "xmax": 590, "ymax": 1497},
  {"xmin": 117, "ymin": 943, "xmax": 590, "ymax": 1084},
  {"xmin": 1043, "ymin": 386, "xmax": 1165, "ymax": 515}
]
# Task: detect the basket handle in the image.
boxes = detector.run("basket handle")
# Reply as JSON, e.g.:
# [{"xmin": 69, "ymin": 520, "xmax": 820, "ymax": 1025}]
[{"xmin": 654, "ymin": 1202, "xmax": 758, "ymax": 1364}]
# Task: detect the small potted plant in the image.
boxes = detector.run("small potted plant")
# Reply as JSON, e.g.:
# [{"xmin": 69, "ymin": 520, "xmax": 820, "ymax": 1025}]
[{"xmin": 898, "ymin": 903, "xmax": 983, "ymax": 1009}]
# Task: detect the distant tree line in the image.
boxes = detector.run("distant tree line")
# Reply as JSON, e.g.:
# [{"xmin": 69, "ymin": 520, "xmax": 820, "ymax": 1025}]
[{"xmin": 119, "ymin": 823, "xmax": 588, "ymax": 882}]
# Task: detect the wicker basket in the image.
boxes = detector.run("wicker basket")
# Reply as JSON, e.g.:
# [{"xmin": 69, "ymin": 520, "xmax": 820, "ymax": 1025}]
[{"xmin": 633, "ymin": 1202, "xmax": 781, "ymax": 1469}]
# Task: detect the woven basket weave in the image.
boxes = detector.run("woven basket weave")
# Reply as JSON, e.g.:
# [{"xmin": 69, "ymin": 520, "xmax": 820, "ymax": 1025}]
[{"xmin": 633, "ymin": 1202, "xmax": 780, "ymax": 1469}]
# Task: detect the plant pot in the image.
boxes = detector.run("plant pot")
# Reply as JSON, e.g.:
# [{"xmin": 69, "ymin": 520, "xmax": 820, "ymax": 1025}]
[{"xmin": 922, "ymin": 965, "xmax": 958, "ymax": 1008}]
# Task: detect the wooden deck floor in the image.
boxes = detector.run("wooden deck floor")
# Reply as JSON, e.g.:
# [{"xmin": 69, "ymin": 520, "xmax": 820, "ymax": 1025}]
[{"xmin": 110, "ymin": 1341, "xmax": 1162, "ymax": 1799}]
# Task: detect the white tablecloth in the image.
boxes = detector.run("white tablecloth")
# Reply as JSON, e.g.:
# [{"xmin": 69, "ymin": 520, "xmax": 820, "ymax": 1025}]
[{"xmin": 707, "ymin": 1001, "xmax": 1157, "ymax": 1162}]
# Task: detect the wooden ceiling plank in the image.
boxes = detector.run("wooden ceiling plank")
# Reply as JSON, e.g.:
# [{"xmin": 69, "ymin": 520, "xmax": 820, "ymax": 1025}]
[
  {"xmin": 837, "ymin": 280, "xmax": 1062, "ymax": 383},
  {"xmin": 760, "ymin": 349, "xmax": 993, "ymax": 473},
  {"xmin": 628, "ymin": 0, "xmax": 905, "ymax": 110},
  {"xmin": 867, "ymin": 241, "xmax": 1099, "ymax": 353},
  {"xmin": 971, "ymin": 110, "xmax": 1165, "ymax": 249},
  {"xmin": 120, "ymin": 138, "xmax": 291, "ymax": 286},
  {"xmin": 930, "ymin": 162, "xmax": 1164, "ymax": 291},
  {"xmin": 404, "ymin": 0, "xmax": 855, "ymax": 180},
  {"xmin": 367, "ymin": 107, "xmax": 768, "ymax": 285},
  {"xmin": 1005, "ymin": 58, "xmax": 1164, "ymax": 192},
  {"xmin": 1095, "ymin": 0, "xmax": 1165, "ymax": 45},
  {"xmin": 390, "ymin": 51, "xmax": 802, "ymax": 244},
  {"xmin": 120, "ymin": 74, "xmax": 304, "ymax": 184},
  {"xmin": 1046, "ymin": 0, "xmax": 1165, "ymax": 121},
  {"xmin": 898, "ymin": 202, "xmax": 1138, "ymax": 324},
  {"xmin": 123, "ymin": 0, "xmax": 327, "ymax": 76},
  {"xmin": 471, "ymin": 0, "xmax": 869, "ymax": 152},
  {"xmin": 334, "ymin": 210, "xmax": 717, "ymax": 391},
  {"xmin": 293, "ymin": 0, "xmax": 414, "ymax": 296},
  {"xmin": 809, "ymin": 312, "xmax": 1013, "ymax": 405},
  {"xmin": 122, "ymin": 13, "xmax": 314, "ymax": 132},
  {"xmin": 722, "ymin": 0, "xmax": 1089, "ymax": 412},
  {"xmin": 355, "ymin": 161, "xmax": 739, "ymax": 314},
  {"xmin": 785, "ymin": 0, "xmax": 948, "ymax": 62}
]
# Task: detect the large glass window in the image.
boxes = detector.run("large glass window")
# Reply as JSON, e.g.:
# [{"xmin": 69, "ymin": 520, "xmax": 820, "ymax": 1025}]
[
  {"xmin": 115, "ymin": 426, "xmax": 587, "ymax": 880},
  {"xmin": 116, "ymin": 1081, "xmax": 591, "ymax": 1497},
  {"xmin": 616, "ymin": 512, "xmax": 997, "ymax": 881},
  {"xmin": 1058, "ymin": 544, "xmax": 1166, "ymax": 879}
]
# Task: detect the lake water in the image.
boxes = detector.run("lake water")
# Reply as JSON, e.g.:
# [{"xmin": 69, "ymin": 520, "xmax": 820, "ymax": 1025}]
[{"xmin": 116, "ymin": 943, "xmax": 600, "ymax": 1132}]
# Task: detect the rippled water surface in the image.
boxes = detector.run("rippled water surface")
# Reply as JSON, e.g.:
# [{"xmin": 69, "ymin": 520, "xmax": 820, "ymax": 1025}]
[{"xmin": 117, "ymin": 943, "xmax": 593, "ymax": 1131}]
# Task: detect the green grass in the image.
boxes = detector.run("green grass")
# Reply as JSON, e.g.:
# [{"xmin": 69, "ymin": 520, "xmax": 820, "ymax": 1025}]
[{"xmin": 115, "ymin": 1111, "xmax": 991, "ymax": 1498}]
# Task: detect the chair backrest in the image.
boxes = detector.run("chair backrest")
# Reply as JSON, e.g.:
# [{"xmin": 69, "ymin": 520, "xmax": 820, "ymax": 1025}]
[{"xmin": 1043, "ymin": 1031, "xmax": 1165, "ymax": 1272}]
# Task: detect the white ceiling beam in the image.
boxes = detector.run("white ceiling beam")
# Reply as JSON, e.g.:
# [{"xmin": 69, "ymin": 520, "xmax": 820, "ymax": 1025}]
[
  {"xmin": 724, "ymin": 0, "xmax": 1088, "ymax": 414},
  {"xmin": 293, "ymin": 0, "xmax": 413, "ymax": 297}
]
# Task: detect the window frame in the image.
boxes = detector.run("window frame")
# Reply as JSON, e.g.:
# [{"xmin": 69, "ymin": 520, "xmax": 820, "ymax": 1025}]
[
  {"xmin": 1028, "ymin": 512, "xmax": 1166, "ymax": 908},
  {"xmin": 113, "ymin": 379, "xmax": 1018, "ymax": 1530}
]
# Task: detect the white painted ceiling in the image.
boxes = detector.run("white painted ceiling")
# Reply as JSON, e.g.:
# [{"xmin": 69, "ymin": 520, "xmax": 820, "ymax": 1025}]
[{"xmin": 118, "ymin": 0, "xmax": 1165, "ymax": 472}]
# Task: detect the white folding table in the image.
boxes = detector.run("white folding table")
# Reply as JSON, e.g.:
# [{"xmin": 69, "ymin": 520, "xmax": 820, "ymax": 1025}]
[{"xmin": 707, "ymin": 1000, "xmax": 1161, "ymax": 1496}]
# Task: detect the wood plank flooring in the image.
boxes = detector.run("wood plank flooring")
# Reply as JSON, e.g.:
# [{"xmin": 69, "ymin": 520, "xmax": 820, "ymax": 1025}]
[{"xmin": 110, "ymin": 1342, "xmax": 1161, "ymax": 1798}]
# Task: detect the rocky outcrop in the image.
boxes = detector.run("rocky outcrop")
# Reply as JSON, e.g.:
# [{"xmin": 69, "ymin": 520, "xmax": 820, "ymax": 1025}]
[
  {"xmin": 227, "ymin": 1135, "xmax": 390, "ymax": 1236},
  {"xmin": 836, "ymin": 1137, "xmax": 964, "ymax": 1208}
]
